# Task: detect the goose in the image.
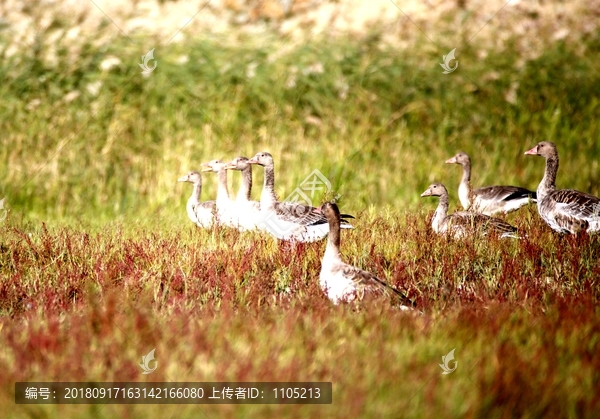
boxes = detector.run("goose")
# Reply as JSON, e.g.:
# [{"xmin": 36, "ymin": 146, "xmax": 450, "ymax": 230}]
[
  {"xmin": 316, "ymin": 202, "xmax": 415, "ymax": 308},
  {"xmin": 420, "ymin": 183, "xmax": 518, "ymax": 238},
  {"xmin": 525, "ymin": 141, "xmax": 600, "ymax": 234},
  {"xmin": 247, "ymin": 151, "xmax": 353, "ymax": 242},
  {"xmin": 445, "ymin": 152, "xmax": 536, "ymax": 215},
  {"xmin": 178, "ymin": 171, "xmax": 215, "ymax": 228},
  {"xmin": 200, "ymin": 159, "xmax": 238, "ymax": 227},
  {"xmin": 224, "ymin": 156, "xmax": 261, "ymax": 230}
]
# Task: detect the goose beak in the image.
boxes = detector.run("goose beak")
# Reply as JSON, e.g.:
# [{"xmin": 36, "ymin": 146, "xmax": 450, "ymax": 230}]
[
  {"xmin": 524, "ymin": 146, "xmax": 538, "ymax": 155},
  {"xmin": 177, "ymin": 175, "xmax": 188, "ymax": 182},
  {"xmin": 224, "ymin": 162, "xmax": 236, "ymax": 170},
  {"xmin": 420, "ymin": 189, "xmax": 432, "ymax": 197},
  {"xmin": 247, "ymin": 157, "xmax": 258, "ymax": 164},
  {"xmin": 445, "ymin": 157, "xmax": 457, "ymax": 164},
  {"xmin": 200, "ymin": 163, "xmax": 212, "ymax": 172}
]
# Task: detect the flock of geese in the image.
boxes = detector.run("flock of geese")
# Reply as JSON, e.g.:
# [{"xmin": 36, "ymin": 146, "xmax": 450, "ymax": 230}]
[{"xmin": 179, "ymin": 142, "xmax": 600, "ymax": 309}]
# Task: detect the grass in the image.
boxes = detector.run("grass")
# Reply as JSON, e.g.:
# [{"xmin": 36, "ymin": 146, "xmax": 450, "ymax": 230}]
[
  {"xmin": 1, "ymin": 1, "xmax": 600, "ymax": 417},
  {"xmin": 1, "ymin": 23, "xmax": 599, "ymax": 225},
  {"xmin": 2, "ymin": 210, "xmax": 600, "ymax": 417}
]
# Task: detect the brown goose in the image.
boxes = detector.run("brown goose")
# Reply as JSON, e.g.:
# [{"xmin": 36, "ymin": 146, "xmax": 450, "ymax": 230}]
[
  {"xmin": 247, "ymin": 152, "xmax": 353, "ymax": 242},
  {"xmin": 420, "ymin": 183, "xmax": 519, "ymax": 238},
  {"xmin": 178, "ymin": 171, "xmax": 215, "ymax": 228},
  {"xmin": 525, "ymin": 141, "xmax": 600, "ymax": 234},
  {"xmin": 446, "ymin": 152, "xmax": 536, "ymax": 215},
  {"xmin": 316, "ymin": 202, "xmax": 414, "ymax": 308}
]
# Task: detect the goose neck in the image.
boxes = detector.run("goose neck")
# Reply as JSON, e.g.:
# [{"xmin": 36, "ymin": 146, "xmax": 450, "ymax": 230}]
[
  {"xmin": 458, "ymin": 163, "xmax": 472, "ymax": 209},
  {"xmin": 325, "ymin": 215, "xmax": 342, "ymax": 261},
  {"xmin": 190, "ymin": 181, "xmax": 202, "ymax": 204},
  {"xmin": 260, "ymin": 165, "xmax": 278, "ymax": 209},
  {"xmin": 216, "ymin": 169, "xmax": 230, "ymax": 206},
  {"xmin": 461, "ymin": 161, "xmax": 472, "ymax": 184},
  {"xmin": 237, "ymin": 167, "xmax": 252, "ymax": 202},
  {"xmin": 538, "ymin": 156, "xmax": 558, "ymax": 202},
  {"xmin": 432, "ymin": 193, "xmax": 449, "ymax": 232}
]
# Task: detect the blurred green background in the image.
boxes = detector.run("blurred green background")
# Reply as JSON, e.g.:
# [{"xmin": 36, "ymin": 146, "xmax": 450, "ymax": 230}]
[{"xmin": 1, "ymin": 0, "xmax": 599, "ymax": 228}]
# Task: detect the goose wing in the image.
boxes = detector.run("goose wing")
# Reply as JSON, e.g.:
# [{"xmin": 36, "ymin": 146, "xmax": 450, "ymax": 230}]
[
  {"xmin": 339, "ymin": 263, "xmax": 415, "ymax": 307},
  {"xmin": 548, "ymin": 189, "xmax": 600, "ymax": 219},
  {"xmin": 192, "ymin": 200, "xmax": 216, "ymax": 227},
  {"xmin": 449, "ymin": 212, "xmax": 518, "ymax": 236},
  {"xmin": 472, "ymin": 186, "xmax": 536, "ymax": 214},
  {"xmin": 474, "ymin": 185, "xmax": 536, "ymax": 203},
  {"xmin": 541, "ymin": 189, "xmax": 600, "ymax": 233},
  {"xmin": 274, "ymin": 202, "xmax": 354, "ymax": 226}
]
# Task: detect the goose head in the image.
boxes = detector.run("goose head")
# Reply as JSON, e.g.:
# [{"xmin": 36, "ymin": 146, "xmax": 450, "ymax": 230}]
[
  {"xmin": 225, "ymin": 156, "xmax": 251, "ymax": 171},
  {"xmin": 420, "ymin": 183, "xmax": 448, "ymax": 198},
  {"xmin": 201, "ymin": 159, "xmax": 227, "ymax": 173},
  {"xmin": 524, "ymin": 141, "xmax": 557, "ymax": 159},
  {"xmin": 247, "ymin": 152, "xmax": 274, "ymax": 167},
  {"xmin": 445, "ymin": 152, "xmax": 470, "ymax": 166},
  {"xmin": 178, "ymin": 171, "xmax": 202, "ymax": 184},
  {"xmin": 313, "ymin": 201, "xmax": 342, "ymax": 225}
]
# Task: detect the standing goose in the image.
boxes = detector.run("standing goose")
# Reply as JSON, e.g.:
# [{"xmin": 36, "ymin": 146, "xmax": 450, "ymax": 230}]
[
  {"xmin": 445, "ymin": 152, "xmax": 536, "ymax": 215},
  {"xmin": 420, "ymin": 183, "xmax": 518, "ymax": 238},
  {"xmin": 178, "ymin": 171, "xmax": 215, "ymax": 228},
  {"xmin": 224, "ymin": 156, "xmax": 261, "ymax": 230},
  {"xmin": 316, "ymin": 202, "xmax": 414, "ymax": 308},
  {"xmin": 200, "ymin": 159, "xmax": 237, "ymax": 227},
  {"xmin": 525, "ymin": 141, "xmax": 600, "ymax": 234},
  {"xmin": 247, "ymin": 151, "xmax": 353, "ymax": 242}
]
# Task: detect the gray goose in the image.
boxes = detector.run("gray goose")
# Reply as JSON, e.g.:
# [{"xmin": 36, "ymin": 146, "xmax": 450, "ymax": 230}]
[
  {"xmin": 420, "ymin": 183, "xmax": 518, "ymax": 239},
  {"xmin": 446, "ymin": 152, "xmax": 536, "ymax": 215},
  {"xmin": 200, "ymin": 159, "xmax": 237, "ymax": 227},
  {"xmin": 317, "ymin": 202, "xmax": 414, "ymax": 308},
  {"xmin": 178, "ymin": 171, "xmax": 215, "ymax": 228},
  {"xmin": 224, "ymin": 156, "xmax": 261, "ymax": 230},
  {"xmin": 247, "ymin": 152, "xmax": 353, "ymax": 242},
  {"xmin": 525, "ymin": 141, "xmax": 600, "ymax": 234}
]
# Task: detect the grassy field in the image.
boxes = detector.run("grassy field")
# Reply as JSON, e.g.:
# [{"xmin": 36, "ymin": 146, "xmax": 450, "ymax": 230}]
[{"xmin": 2, "ymin": 0, "xmax": 600, "ymax": 417}]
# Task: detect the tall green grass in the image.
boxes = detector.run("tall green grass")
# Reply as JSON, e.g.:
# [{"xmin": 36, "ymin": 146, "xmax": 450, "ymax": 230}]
[{"xmin": 1, "ymin": 30, "xmax": 598, "ymax": 228}]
